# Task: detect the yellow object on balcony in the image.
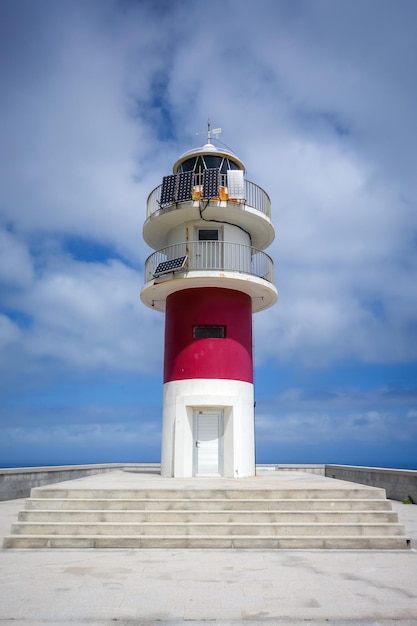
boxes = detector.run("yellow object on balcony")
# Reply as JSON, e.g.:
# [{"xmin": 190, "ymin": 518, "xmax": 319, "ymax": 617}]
[{"xmin": 219, "ymin": 186, "xmax": 229, "ymax": 201}]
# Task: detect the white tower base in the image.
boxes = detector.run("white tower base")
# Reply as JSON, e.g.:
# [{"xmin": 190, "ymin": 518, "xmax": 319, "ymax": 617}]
[{"xmin": 161, "ymin": 379, "xmax": 255, "ymax": 478}]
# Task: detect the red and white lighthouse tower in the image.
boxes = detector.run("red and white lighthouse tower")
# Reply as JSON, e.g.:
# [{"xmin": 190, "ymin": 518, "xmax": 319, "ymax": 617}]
[{"xmin": 141, "ymin": 128, "xmax": 277, "ymax": 477}]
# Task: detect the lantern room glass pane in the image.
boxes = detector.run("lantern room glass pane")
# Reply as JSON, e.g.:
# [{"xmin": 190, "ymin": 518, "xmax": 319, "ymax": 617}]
[{"xmin": 203, "ymin": 155, "xmax": 223, "ymax": 170}]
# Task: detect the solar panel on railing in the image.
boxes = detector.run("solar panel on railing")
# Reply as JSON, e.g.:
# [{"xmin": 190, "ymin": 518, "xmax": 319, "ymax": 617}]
[
  {"xmin": 202, "ymin": 168, "xmax": 219, "ymax": 199},
  {"xmin": 160, "ymin": 175, "xmax": 177, "ymax": 205},
  {"xmin": 227, "ymin": 169, "xmax": 245, "ymax": 199},
  {"xmin": 176, "ymin": 171, "xmax": 193, "ymax": 202},
  {"xmin": 154, "ymin": 256, "xmax": 188, "ymax": 276}
]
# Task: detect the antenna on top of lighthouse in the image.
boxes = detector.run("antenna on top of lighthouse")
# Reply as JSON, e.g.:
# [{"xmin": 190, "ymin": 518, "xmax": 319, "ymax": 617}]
[
  {"xmin": 196, "ymin": 119, "xmax": 222, "ymax": 144},
  {"xmin": 207, "ymin": 119, "xmax": 222, "ymax": 144}
]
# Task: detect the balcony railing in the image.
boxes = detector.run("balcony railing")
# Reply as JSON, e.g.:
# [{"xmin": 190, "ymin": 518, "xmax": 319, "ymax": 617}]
[
  {"xmin": 146, "ymin": 177, "xmax": 271, "ymax": 219},
  {"xmin": 144, "ymin": 241, "xmax": 274, "ymax": 284}
]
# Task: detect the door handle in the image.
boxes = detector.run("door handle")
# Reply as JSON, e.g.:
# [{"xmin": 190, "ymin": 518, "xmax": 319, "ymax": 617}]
[{"xmin": 195, "ymin": 441, "xmax": 200, "ymax": 448}]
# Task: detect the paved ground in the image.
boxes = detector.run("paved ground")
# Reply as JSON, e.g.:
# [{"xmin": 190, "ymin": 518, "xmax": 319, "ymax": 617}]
[{"xmin": 0, "ymin": 471, "xmax": 417, "ymax": 625}]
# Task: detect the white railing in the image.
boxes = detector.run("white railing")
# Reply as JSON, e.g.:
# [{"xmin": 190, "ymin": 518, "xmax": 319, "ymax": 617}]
[
  {"xmin": 144, "ymin": 241, "xmax": 274, "ymax": 284},
  {"xmin": 146, "ymin": 178, "xmax": 271, "ymax": 219}
]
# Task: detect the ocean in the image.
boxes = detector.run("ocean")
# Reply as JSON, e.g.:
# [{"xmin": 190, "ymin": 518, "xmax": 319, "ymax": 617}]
[{"xmin": 1, "ymin": 461, "xmax": 416, "ymax": 470}]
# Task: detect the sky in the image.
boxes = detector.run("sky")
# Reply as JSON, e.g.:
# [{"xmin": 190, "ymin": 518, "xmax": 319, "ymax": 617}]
[{"xmin": 1, "ymin": 0, "xmax": 416, "ymax": 469}]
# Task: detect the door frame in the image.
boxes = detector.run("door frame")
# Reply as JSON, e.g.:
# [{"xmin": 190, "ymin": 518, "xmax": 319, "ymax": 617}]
[
  {"xmin": 193, "ymin": 408, "xmax": 224, "ymax": 476},
  {"xmin": 194, "ymin": 227, "xmax": 223, "ymax": 270}
]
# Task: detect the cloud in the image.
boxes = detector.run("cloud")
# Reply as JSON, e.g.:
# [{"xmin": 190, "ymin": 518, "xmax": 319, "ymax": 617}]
[
  {"xmin": 0, "ymin": 229, "xmax": 33, "ymax": 287},
  {"xmin": 0, "ymin": 416, "xmax": 161, "ymax": 465},
  {"xmin": 253, "ymin": 135, "xmax": 417, "ymax": 366},
  {"xmin": 2, "ymin": 420, "xmax": 160, "ymax": 449},
  {"xmin": 257, "ymin": 408, "xmax": 417, "ymax": 447},
  {"xmin": 1, "ymin": 0, "xmax": 415, "ymax": 375},
  {"xmin": 1, "ymin": 254, "xmax": 164, "ymax": 375},
  {"xmin": 0, "ymin": 0, "xmax": 416, "ymax": 465},
  {"xmin": 276, "ymin": 385, "xmax": 417, "ymax": 411},
  {"xmin": 0, "ymin": 314, "xmax": 20, "ymax": 348},
  {"xmin": 255, "ymin": 384, "xmax": 417, "ymax": 447},
  {"xmin": 0, "ymin": 0, "xmax": 174, "ymax": 262}
]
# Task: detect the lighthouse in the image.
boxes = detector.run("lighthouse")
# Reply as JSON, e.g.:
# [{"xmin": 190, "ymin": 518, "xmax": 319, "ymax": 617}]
[{"xmin": 141, "ymin": 127, "xmax": 277, "ymax": 478}]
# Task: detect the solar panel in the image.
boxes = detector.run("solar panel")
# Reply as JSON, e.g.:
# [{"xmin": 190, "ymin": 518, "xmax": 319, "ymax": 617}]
[
  {"xmin": 154, "ymin": 255, "xmax": 188, "ymax": 276},
  {"xmin": 202, "ymin": 168, "xmax": 219, "ymax": 199},
  {"xmin": 227, "ymin": 169, "xmax": 245, "ymax": 199},
  {"xmin": 160, "ymin": 175, "xmax": 177, "ymax": 206},
  {"xmin": 176, "ymin": 171, "xmax": 193, "ymax": 202}
]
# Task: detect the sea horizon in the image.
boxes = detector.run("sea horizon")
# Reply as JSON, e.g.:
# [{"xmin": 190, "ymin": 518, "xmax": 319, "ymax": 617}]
[{"xmin": 1, "ymin": 461, "xmax": 416, "ymax": 471}]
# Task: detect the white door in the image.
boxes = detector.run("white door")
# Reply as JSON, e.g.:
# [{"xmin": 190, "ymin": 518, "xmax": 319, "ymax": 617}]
[
  {"xmin": 195, "ymin": 229, "xmax": 222, "ymax": 270},
  {"xmin": 194, "ymin": 409, "xmax": 223, "ymax": 476}
]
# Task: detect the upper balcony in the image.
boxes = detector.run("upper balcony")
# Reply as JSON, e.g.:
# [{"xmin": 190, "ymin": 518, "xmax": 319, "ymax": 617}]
[
  {"xmin": 147, "ymin": 174, "xmax": 271, "ymax": 219},
  {"xmin": 143, "ymin": 172, "xmax": 275, "ymax": 251},
  {"xmin": 140, "ymin": 240, "xmax": 278, "ymax": 313}
]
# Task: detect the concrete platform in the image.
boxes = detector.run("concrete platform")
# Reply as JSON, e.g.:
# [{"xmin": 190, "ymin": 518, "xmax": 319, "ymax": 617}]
[
  {"xmin": 1, "ymin": 470, "xmax": 417, "ymax": 624},
  {"xmin": 3, "ymin": 469, "xmax": 410, "ymax": 550}
]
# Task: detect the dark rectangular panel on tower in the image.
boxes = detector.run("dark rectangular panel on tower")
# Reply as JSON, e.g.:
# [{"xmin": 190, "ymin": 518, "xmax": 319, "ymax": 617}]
[
  {"xmin": 160, "ymin": 175, "xmax": 177, "ymax": 206},
  {"xmin": 193, "ymin": 325, "xmax": 225, "ymax": 339},
  {"xmin": 176, "ymin": 171, "xmax": 194, "ymax": 202},
  {"xmin": 203, "ymin": 168, "xmax": 219, "ymax": 199}
]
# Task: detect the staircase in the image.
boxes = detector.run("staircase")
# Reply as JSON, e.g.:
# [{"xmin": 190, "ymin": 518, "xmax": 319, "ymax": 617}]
[{"xmin": 3, "ymin": 480, "xmax": 410, "ymax": 549}]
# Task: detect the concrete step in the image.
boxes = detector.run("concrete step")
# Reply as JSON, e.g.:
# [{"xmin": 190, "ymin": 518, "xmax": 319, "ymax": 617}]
[
  {"xmin": 3, "ymin": 534, "xmax": 410, "ymax": 550},
  {"xmin": 10, "ymin": 521, "xmax": 406, "ymax": 537},
  {"xmin": 24, "ymin": 497, "xmax": 393, "ymax": 511},
  {"xmin": 4, "ymin": 480, "xmax": 408, "ymax": 550},
  {"xmin": 17, "ymin": 509, "xmax": 400, "ymax": 524},
  {"xmin": 30, "ymin": 487, "xmax": 387, "ymax": 500}
]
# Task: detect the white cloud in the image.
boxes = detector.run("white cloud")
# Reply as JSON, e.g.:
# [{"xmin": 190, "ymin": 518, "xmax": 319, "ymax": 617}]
[
  {"xmin": 256, "ymin": 408, "xmax": 417, "ymax": 447},
  {"xmin": 255, "ymin": 382, "xmax": 417, "ymax": 448},
  {"xmin": 0, "ymin": 0, "xmax": 174, "ymax": 262},
  {"xmin": 2, "ymin": 0, "xmax": 416, "ymax": 375},
  {"xmin": 0, "ymin": 229, "xmax": 33, "ymax": 287},
  {"xmin": 1, "ymin": 420, "xmax": 160, "ymax": 449},
  {"xmin": 8, "ymin": 256, "xmax": 164, "ymax": 372},
  {"xmin": 0, "ymin": 314, "xmax": 20, "ymax": 347},
  {"xmin": 252, "ymin": 131, "xmax": 417, "ymax": 365},
  {"xmin": 0, "ymin": 0, "xmax": 416, "ymax": 467}
]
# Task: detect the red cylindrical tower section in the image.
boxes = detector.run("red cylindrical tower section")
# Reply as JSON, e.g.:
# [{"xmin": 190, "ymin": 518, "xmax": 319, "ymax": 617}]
[{"xmin": 164, "ymin": 287, "xmax": 253, "ymax": 383}]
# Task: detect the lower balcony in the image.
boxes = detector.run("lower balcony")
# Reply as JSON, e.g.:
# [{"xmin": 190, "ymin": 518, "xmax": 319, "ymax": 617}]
[{"xmin": 141, "ymin": 241, "xmax": 278, "ymax": 313}]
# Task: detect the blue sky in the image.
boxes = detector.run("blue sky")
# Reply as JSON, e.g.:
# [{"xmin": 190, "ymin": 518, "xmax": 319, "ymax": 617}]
[{"xmin": 1, "ymin": 0, "xmax": 416, "ymax": 469}]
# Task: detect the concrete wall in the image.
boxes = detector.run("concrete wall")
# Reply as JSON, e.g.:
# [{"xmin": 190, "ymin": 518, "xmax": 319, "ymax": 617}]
[
  {"xmin": 325, "ymin": 465, "xmax": 417, "ymax": 502},
  {"xmin": 0, "ymin": 464, "xmax": 160, "ymax": 501},
  {"xmin": 257, "ymin": 464, "xmax": 326, "ymax": 476},
  {"xmin": 1, "ymin": 463, "xmax": 416, "ymax": 502}
]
